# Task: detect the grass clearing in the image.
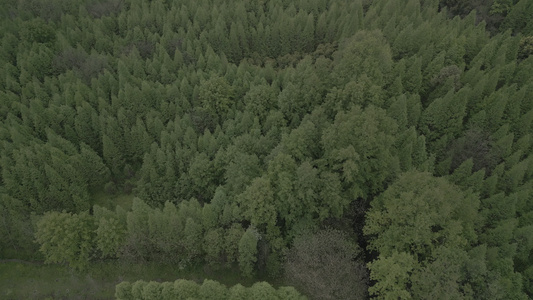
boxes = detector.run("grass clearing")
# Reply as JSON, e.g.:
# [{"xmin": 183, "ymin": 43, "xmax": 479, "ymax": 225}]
[{"xmin": 0, "ymin": 260, "xmax": 271, "ymax": 299}]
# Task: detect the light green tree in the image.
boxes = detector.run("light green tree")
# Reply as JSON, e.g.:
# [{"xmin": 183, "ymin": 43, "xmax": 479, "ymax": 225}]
[
  {"xmin": 365, "ymin": 171, "xmax": 480, "ymax": 299},
  {"xmin": 35, "ymin": 211, "xmax": 95, "ymax": 270},
  {"xmin": 238, "ymin": 227, "xmax": 258, "ymax": 278},
  {"xmin": 173, "ymin": 279, "xmax": 199, "ymax": 300}
]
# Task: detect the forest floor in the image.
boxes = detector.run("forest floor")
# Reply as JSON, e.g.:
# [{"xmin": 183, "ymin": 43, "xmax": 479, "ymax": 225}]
[{"xmin": 0, "ymin": 260, "xmax": 265, "ymax": 299}]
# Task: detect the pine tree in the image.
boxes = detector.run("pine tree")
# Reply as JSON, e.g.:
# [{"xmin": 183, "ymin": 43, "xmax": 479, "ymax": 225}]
[
  {"xmin": 315, "ymin": 12, "xmax": 327, "ymax": 45},
  {"xmin": 387, "ymin": 95, "xmax": 408, "ymax": 130},
  {"xmin": 102, "ymin": 134, "xmax": 125, "ymax": 178},
  {"xmin": 302, "ymin": 13, "xmax": 315, "ymax": 53},
  {"xmin": 449, "ymin": 158, "xmax": 474, "ymax": 186},
  {"xmin": 420, "ymin": 88, "xmax": 467, "ymax": 149},
  {"xmin": 403, "ymin": 56, "xmax": 422, "ymax": 94},
  {"xmin": 78, "ymin": 143, "xmax": 110, "ymax": 189}
]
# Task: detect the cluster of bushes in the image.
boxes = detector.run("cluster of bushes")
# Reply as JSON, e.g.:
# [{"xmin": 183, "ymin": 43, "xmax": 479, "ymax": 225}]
[{"xmin": 115, "ymin": 279, "xmax": 306, "ymax": 300}]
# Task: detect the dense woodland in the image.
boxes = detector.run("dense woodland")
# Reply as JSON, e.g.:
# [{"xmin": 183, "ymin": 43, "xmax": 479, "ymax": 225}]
[{"xmin": 1, "ymin": 0, "xmax": 533, "ymax": 299}]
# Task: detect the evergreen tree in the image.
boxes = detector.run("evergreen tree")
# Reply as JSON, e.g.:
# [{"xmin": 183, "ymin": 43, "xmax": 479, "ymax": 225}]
[{"xmin": 102, "ymin": 133, "xmax": 125, "ymax": 178}]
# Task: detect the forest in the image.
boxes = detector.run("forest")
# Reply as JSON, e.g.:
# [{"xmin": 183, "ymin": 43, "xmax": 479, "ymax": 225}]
[{"xmin": 0, "ymin": 0, "xmax": 532, "ymax": 299}]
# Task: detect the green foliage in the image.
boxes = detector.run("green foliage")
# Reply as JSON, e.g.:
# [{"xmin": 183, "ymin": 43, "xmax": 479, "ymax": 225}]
[
  {"xmin": 225, "ymin": 223, "xmax": 245, "ymax": 264},
  {"xmin": 198, "ymin": 75, "xmax": 234, "ymax": 121},
  {"xmin": 238, "ymin": 227, "xmax": 259, "ymax": 278},
  {"xmin": 122, "ymin": 198, "xmax": 152, "ymax": 261},
  {"xmin": 116, "ymin": 279, "xmax": 307, "ymax": 300},
  {"xmin": 367, "ymin": 251, "xmax": 417, "ymax": 300},
  {"xmin": 365, "ymin": 171, "xmax": 479, "ymax": 257},
  {"xmin": 173, "ymin": 279, "xmax": 199, "ymax": 299},
  {"xmin": 115, "ymin": 281, "xmax": 132, "ymax": 300},
  {"xmin": 333, "ymin": 30, "xmax": 392, "ymax": 87},
  {"xmin": 35, "ymin": 211, "xmax": 95, "ymax": 270},
  {"xmin": 322, "ymin": 105, "xmax": 399, "ymax": 199},
  {"xmin": 95, "ymin": 214, "xmax": 126, "ymax": 259},
  {"xmin": 20, "ymin": 18, "xmax": 56, "ymax": 44},
  {"xmin": 365, "ymin": 171, "xmax": 480, "ymax": 298},
  {"xmin": 199, "ymin": 279, "xmax": 228, "ymax": 300},
  {"xmin": 2, "ymin": 0, "xmax": 533, "ymax": 297},
  {"xmin": 238, "ymin": 177, "xmax": 276, "ymax": 232},
  {"xmin": 228, "ymin": 283, "xmax": 249, "ymax": 300},
  {"xmin": 502, "ymin": 0, "xmax": 533, "ymax": 35},
  {"xmin": 79, "ymin": 143, "xmax": 111, "ymax": 189},
  {"xmin": 142, "ymin": 281, "xmax": 163, "ymax": 300},
  {"xmin": 518, "ymin": 36, "xmax": 533, "ymax": 59},
  {"xmin": 203, "ymin": 228, "xmax": 225, "ymax": 267},
  {"xmin": 183, "ymin": 217, "xmax": 204, "ymax": 262},
  {"xmin": 249, "ymin": 281, "xmax": 278, "ymax": 300}
]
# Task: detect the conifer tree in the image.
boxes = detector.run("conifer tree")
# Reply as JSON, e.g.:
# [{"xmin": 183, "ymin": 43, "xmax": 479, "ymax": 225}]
[
  {"xmin": 102, "ymin": 133, "xmax": 125, "ymax": 177},
  {"xmin": 78, "ymin": 143, "xmax": 110, "ymax": 189},
  {"xmin": 403, "ymin": 56, "xmax": 422, "ymax": 94}
]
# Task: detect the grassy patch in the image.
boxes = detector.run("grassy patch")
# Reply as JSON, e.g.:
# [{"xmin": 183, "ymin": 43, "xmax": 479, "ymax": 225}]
[
  {"xmin": 0, "ymin": 261, "xmax": 110, "ymax": 300},
  {"xmin": 0, "ymin": 260, "xmax": 272, "ymax": 299}
]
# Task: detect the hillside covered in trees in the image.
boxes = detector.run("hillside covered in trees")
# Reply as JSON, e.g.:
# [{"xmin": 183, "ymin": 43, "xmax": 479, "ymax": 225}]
[{"xmin": 1, "ymin": 0, "xmax": 533, "ymax": 299}]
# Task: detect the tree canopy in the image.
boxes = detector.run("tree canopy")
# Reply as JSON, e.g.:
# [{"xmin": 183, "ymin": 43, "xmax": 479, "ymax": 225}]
[{"xmin": 0, "ymin": 0, "xmax": 532, "ymax": 298}]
